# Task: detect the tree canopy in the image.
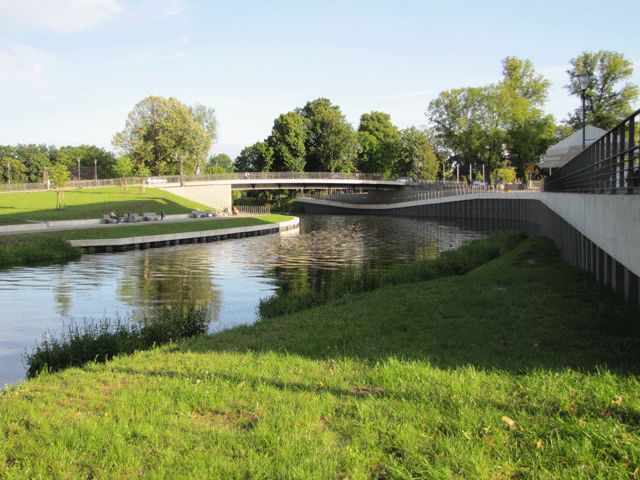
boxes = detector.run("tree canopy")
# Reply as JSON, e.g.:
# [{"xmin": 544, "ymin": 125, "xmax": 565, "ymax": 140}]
[
  {"xmin": 112, "ymin": 96, "xmax": 216, "ymax": 176},
  {"xmin": 357, "ymin": 111, "xmax": 401, "ymax": 178},
  {"xmin": 565, "ymin": 50, "xmax": 639, "ymax": 130},
  {"xmin": 267, "ymin": 112, "xmax": 307, "ymax": 172}
]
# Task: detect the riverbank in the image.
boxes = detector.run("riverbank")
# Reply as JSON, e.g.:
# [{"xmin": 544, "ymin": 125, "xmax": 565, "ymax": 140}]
[
  {"xmin": 0, "ymin": 186, "xmax": 209, "ymax": 225},
  {"xmin": 0, "ymin": 215, "xmax": 296, "ymax": 267},
  {"xmin": 2, "ymin": 236, "xmax": 639, "ymax": 477}
]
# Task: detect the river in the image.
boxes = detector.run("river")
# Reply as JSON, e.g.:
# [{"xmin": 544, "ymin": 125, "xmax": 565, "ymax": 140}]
[{"xmin": 0, "ymin": 214, "xmax": 488, "ymax": 388}]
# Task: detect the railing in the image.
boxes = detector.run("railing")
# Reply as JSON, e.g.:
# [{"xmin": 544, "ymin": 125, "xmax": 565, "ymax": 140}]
[
  {"xmin": 297, "ymin": 184, "xmax": 496, "ymax": 205},
  {"xmin": 545, "ymin": 108, "xmax": 640, "ymax": 194},
  {"xmin": 233, "ymin": 205, "xmax": 271, "ymax": 216},
  {"xmin": 0, "ymin": 172, "xmax": 394, "ymax": 194}
]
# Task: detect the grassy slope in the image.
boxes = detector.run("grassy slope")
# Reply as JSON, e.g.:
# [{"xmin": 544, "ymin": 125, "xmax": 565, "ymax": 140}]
[
  {"xmin": 0, "ymin": 214, "xmax": 293, "ymax": 242},
  {"xmin": 1, "ymin": 238, "xmax": 639, "ymax": 478},
  {"xmin": 0, "ymin": 187, "xmax": 209, "ymax": 225}
]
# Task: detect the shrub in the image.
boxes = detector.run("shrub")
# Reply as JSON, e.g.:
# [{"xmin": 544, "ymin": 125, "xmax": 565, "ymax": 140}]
[
  {"xmin": 25, "ymin": 306, "xmax": 209, "ymax": 378},
  {"xmin": 0, "ymin": 236, "xmax": 82, "ymax": 268}
]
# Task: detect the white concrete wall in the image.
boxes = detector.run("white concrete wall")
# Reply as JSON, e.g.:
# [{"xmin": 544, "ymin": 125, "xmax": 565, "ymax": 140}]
[
  {"xmin": 158, "ymin": 184, "xmax": 232, "ymax": 211},
  {"xmin": 298, "ymin": 191, "xmax": 640, "ymax": 278}
]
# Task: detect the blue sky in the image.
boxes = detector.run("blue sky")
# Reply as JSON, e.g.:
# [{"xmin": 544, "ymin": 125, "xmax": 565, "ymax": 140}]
[{"xmin": 1, "ymin": 0, "xmax": 638, "ymax": 159}]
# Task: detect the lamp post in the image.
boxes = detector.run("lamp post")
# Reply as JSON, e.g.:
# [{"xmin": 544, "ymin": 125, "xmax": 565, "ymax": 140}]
[
  {"xmin": 575, "ymin": 72, "xmax": 590, "ymax": 150},
  {"xmin": 94, "ymin": 159, "xmax": 98, "ymax": 185},
  {"xmin": 77, "ymin": 158, "xmax": 81, "ymax": 181}
]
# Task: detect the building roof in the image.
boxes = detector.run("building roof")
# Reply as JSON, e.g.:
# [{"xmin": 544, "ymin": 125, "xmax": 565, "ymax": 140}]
[{"xmin": 538, "ymin": 125, "xmax": 607, "ymax": 169}]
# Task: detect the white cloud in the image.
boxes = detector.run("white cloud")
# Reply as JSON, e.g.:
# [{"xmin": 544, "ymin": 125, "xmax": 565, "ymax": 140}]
[
  {"xmin": 0, "ymin": 0, "xmax": 123, "ymax": 34},
  {"xmin": 0, "ymin": 41, "xmax": 59, "ymax": 86}
]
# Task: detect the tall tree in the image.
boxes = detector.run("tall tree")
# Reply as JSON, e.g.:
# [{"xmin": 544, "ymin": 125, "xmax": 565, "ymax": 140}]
[
  {"xmin": 113, "ymin": 156, "xmax": 134, "ymax": 191},
  {"xmin": 566, "ymin": 50, "xmax": 639, "ymax": 130},
  {"xmin": 267, "ymin": 112, "xmax": 307, "ymax": 172},
  {"xmin": 397, "ymin": 128, "xmax": 438, "ymax": 180},
  {"xmin": 112, "ymin": 96, "xmax": 214, "ymax": 176},
  {"xmin": 298, "ymin": 98, "xmax": 358, "ymax": 172},
  {"xmin": 2, "ymin": 156, "xmax": 28, "ymax": 184},
  {"xmin": 234, "ymin": 142, "xmax": 274, "ymax": 172},
  {"xmin": 357, "ymin": 111, "xmax": 401, "ymax": 177}
]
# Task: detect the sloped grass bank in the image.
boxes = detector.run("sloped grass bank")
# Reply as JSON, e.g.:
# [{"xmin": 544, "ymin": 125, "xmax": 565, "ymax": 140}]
[
  {"xmin": 0, "ymin": 215, "xmax": 294, "ymax": 268},
  {"xmin": 260, "ymin": 230, "xmax": 526, "ymax": 318},
  {"xmin": 0, "ymin": 186, "xmax": 209, "ymax": 225},
  {"xmin": 1, "ymin": 238, "xmax": 639, "ymax": 478}
]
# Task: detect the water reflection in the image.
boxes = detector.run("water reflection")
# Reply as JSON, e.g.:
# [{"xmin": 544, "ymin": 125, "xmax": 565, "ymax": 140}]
[
  {"xmin": 1, "ymin": 214, "xmax": 487, "ymax": 387},
  {"xmin": 116, "ymin": 247, "xmax": 222, "ymax": 322}
]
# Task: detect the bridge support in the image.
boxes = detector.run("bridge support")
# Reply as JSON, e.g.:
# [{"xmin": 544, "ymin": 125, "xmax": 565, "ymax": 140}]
[{"xmin": 158, "ymin": 184, "xmax": 232, "ymax": 212}]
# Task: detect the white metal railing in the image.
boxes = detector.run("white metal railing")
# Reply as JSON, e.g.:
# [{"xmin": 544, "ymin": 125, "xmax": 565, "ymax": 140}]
[{"xmin": 232, "ymin": 205, "xmax": 271, "ymax": 216}]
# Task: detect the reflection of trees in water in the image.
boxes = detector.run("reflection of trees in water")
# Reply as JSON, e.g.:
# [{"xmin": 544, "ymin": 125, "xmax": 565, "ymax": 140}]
[
  {"xmin": 54, "ymin": 280, "xmax": 73, "ymax": 317},
  {"xmin": 117, "ymin": 248, "xmax": 221, "ymax": 323},
  {"xmin": 269, "ymin": 216, "xmax": 447, "ymax": 295}
]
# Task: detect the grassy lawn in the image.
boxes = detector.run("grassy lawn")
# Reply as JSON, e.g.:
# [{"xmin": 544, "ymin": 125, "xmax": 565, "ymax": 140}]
[
  {"xmin": 0, "ymin": 186, "xmax": 209, "ymax": 225},
  {"xmin": 1, "ymin": 237, "xmax": 639, "ymax": 478},
  {"xmin": 0, "ymin": 215, "xmax": 294, "ymax": 268}
]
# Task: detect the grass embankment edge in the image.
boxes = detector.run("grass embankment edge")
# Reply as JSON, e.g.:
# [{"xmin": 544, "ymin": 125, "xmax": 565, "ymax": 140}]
[
  {"xmin": 0, "ymin": 214, "xmax": 295, "ymax": 268},
  {"xmin": 259, "ymin": 230, "xmax": 526, "ymax": 318},
  {"xmin": 1, "ymin": 236, "xmax": 639, "ymax": 477}
]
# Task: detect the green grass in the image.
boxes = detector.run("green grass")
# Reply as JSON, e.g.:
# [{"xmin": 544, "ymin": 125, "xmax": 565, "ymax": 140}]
[
  {"xmin": 0, "ymin": 215, "xmax": 294, "ymax": 268},
  {"xmin": 0, "ymin": 186, "xmax": 209, "ymax": 225},
  {"xmin": 260, "ymin": 230, "xmax": 526, "ymax": 318},
  {"xmin": 1, "ymin": 237, "xmax": 639, "ymax": 478}
]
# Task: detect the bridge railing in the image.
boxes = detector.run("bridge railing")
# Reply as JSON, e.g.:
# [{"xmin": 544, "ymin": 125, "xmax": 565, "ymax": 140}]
[
  {"xmin": 545, "ymin": 108, "xmax": 640, "ymax": 194},
  {"xmin": 0, "ymin": 172, "xmax": 392, "ymax": 194},
  {"xmin": 297, "ymin": 184, "xmax": 495, "ymax": 204}
]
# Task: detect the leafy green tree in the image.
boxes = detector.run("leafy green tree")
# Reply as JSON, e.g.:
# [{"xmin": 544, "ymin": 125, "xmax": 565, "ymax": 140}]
[
  {"xmin": 113, "ymin": 96, "xmax": 213, "ymax": 176},
  {"xmin": 499, "ymin": 57, "xmax": 556, "ymax": 180},
  {"xmin": 207, "ymin": 153, "xmax": 234, "ymax": 173},
  {"xmin": 136, "ymin": 164, "xmax": 151, "ymax": 193},
  {"xmin": 234, "ymin": 142, "xmax": 273, "ymax": 172},
  {"xmin": 357, "ymin": 112, "xmax": 401, "ymax": 177},
  {"xmin": 2, "ymin": 157, "xmax": 28, "ymax": 184},
  {"xmin": 113, "ymin": 156, "xmax": 134, "ymax": 191},
  {"xmin": 397, "ymin": 128, "xmax": 438, "ymax": 180},
  {"xmin": 57, "ymin": 145, "xmax": 115, "ymax": 179},
  {"xmin": 566, "ymin": 50, "xmax": 639, "ymax": 130},
  {"xmin": 267, "ymin": 112, "xmax": 307, "ymax": 172},
  {"xmin": 50, "ymin": 162, "xmax": 70, "ymax": 209},
  {"xmin": 494, "ymin": 166, "xmax": 516, "ymax": 183},
  {"xmin": 298, "ymin": 98, "xmax": 358, "ymax": 172}
]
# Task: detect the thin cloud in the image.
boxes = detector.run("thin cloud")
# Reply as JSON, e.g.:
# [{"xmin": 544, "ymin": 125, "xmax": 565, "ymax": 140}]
[
  {"xmin": 0, "ymin": 41, "xmax": 59, "ymax": 86},
  {"xmin": 0, "ymin": 0, "xmax": 123, "ymax": 34},
  {"xmin": 377, "ymin": 90, "xmax": 439, "ymax": 100}
]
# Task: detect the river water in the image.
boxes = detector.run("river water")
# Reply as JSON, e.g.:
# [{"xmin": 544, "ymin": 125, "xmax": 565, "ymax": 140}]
[{"xmin": 0, "ymin": 214, "xmax": 487, "ymax": 387}]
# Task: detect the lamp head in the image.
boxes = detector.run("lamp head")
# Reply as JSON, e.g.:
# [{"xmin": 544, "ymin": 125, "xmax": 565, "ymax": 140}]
[{"xmin": 575, "ymin": 72, "xmax": 590, "ymax": 91}]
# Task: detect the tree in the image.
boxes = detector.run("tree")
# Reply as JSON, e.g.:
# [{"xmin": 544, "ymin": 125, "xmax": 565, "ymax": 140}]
[
  {"xmin": 397, "ymin": 128, "xmax": 438, "ymax": 180},
  {"xmin": 50, "ymin": 162, "xmax": 70, "ymax": 209},
  {"xmin": 207, "ymin": 153, "xmax": 234, "ymax": 173},
  {"xmin": 113, "ymin": 156, "xmax": 134, "ymax": 191},
  {"xmin": 566, "ymin": 50, "xmax": 639, "ymax": 130},
  {"xmin": 234, "ymin": 142, "xmax": 273, "ymax": 172},
  {"xmin": 298, "ymin": 98, "xmax": 358, "ymax": 172},
  {"xmin": 267, "ymin": 112, "xmax": 307, "ymax": 172},
  {"xmin": 357, "ymin": 112, "xmax": 401, "ymax": 177},
  {"xmin": 499, "ymin": 57, "xmax": 556, "ymax": 180},
  {"xmin": 57, "ymin": 145, "xmax": 115, "ymax": 179},
  {"xmin": 136, "ymin": 164, "xmax": 151, "ymax": 193},
  {"xmin": 113, "ymin": 96, "xmax": 214, "ymax": 176},
  {"xmin": 2, "ymin": 157, "xmax": 28, "ymax": 184}
]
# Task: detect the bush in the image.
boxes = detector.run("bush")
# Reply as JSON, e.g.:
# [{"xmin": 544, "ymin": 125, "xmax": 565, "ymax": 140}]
[
  {"xmin": 25, "ymin": 306, "xmax": 209, "ymax": 378},
  {"xmin": 0, "ymin": 236, "xmax": 82, "ymax": 268},
  {"xmin": 259, "ymin": 231, "xmax": 527, "ymax": 318}
]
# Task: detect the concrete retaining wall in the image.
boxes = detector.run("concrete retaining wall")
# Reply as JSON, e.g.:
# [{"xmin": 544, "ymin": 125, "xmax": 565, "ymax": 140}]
[
  {"xmin": 69, "ymin": 217, "xmax": 299, "ymax": 253},
  {"xmin": 299, "ymin": 193, "xmax": 640, "ymax": 304}
]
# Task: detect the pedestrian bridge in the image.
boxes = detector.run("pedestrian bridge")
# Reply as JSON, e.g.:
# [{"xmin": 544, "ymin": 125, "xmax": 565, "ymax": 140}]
[{"xmin": 154, "ymin": 172, "xmax": 407, "ymax": 212}]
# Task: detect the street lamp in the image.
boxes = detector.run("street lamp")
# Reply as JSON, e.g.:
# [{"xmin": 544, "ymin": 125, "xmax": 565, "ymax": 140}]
[
  {"xmin": 575, "ymin": 72, "xmax": 591, "ymax": 150},
  {"xmin": 77, "ymin": 158, "xmax": 81, "ymax": 181},
  {"xmin": 94, "ymin": 159, "xmax": 98, "ymax": 185}
]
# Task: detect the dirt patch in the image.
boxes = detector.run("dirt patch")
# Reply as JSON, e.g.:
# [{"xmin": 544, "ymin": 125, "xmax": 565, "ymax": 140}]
[
  {"xmin": 349, "ymin": 385, "xmax": 385, "ymax": 396},
  {"xmin": 191, "ymin": 410, "xmax": 259, "ymax": 430}
]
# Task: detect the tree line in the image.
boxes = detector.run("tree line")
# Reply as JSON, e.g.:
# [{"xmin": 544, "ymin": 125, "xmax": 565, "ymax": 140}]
[{"xmin": 2, "ymin": 50, "xmax": 637, "ymax": 185}]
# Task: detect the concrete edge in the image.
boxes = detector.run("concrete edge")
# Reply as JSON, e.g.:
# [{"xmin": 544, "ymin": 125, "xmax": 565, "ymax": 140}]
[{"xmin": 69, "ymin": 217, "xmax": 299, "ymax": 248}]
